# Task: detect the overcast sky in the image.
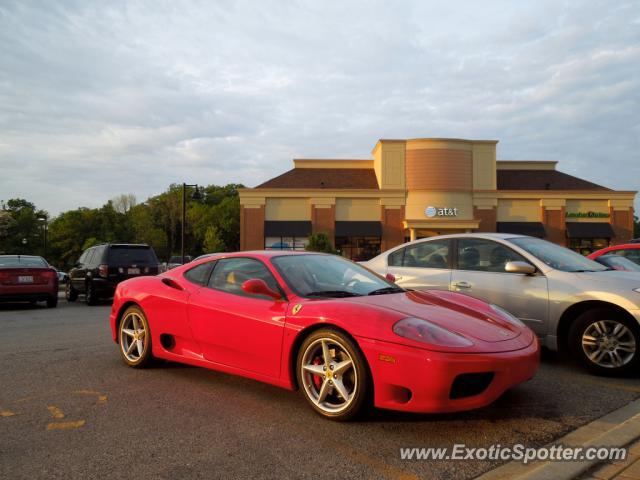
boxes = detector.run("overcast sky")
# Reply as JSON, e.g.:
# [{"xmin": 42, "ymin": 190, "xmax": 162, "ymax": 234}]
[{"xmin": 1, "ymin": 0, "xmax": 638, "ymax": 216}]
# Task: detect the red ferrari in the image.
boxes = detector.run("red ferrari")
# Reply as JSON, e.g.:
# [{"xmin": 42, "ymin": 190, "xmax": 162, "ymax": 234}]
[{"xmin": 109, "ymin": 251, "xmax": 539, "ymax": 420}]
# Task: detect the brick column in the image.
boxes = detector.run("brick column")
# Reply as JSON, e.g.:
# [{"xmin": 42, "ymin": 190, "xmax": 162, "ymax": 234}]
[
  {"xmin": 473, "ymin": 206, "xmax": 497, "ymax": 232},
  {"xmin": 381, "ymin": 206, "xmax": 405, "ymax": 251},
  {"xmin": 240, "ymin": 205, "xmax": 265, "ymax": 250},
  {"xmin": 609, "ymin": 206, "xmax": 633, "ymax": 245},
  {"xmin": 311, "ymin": 205, "xmax": 335, "ymax": 245},
  {"xmin": 544, "ymin": 207, "xmax": 566, "ymax": 246}
]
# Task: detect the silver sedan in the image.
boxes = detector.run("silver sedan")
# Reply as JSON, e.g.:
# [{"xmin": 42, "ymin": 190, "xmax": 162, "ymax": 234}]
[{"xmin": 363, "ymin": 233, "xmax": 640, "ymax": 376}]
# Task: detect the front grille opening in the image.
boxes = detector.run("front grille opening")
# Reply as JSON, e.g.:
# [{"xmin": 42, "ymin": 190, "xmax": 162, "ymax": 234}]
[
  {"xmin": 449, "ymin": 372, "xmax": 495, "ymax": 400},
  {"xmin": 160, "ymin": 334, "xmax": 175, "ymax": 351}
]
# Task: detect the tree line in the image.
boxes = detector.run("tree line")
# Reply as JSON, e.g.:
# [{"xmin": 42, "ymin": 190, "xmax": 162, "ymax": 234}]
[{"xmin": 0, "ymin": 183, "xmax": 243, "ymax": 269}]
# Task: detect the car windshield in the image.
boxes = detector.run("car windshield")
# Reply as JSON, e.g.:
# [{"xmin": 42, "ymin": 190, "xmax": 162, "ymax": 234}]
[
  {"xmin": 272, "ymin": 254, "xmax": 402, "ymax": 298},
  {"xmin": 509, "ymin": 237, "xmax": 608, "ymax": 272},
  {"xmin": 0, "ymin": 256, "xmax": 47, "ymax": 267}
]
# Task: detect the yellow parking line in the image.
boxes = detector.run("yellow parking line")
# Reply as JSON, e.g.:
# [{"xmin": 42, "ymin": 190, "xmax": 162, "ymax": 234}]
[
  {"xmin": 47, "ymin": 405, "xmax": 65, "ymax": 419},
  {"xmin": 0, "ymin": 409, "xmax": 16, "ymax": 417},
  {"xmin": 47, "ymin": 420, "xmax": 86, "ymax": 431},
  {"xmin": 573, "ymin": 377, "xmax": 640, "ymax": 393}
]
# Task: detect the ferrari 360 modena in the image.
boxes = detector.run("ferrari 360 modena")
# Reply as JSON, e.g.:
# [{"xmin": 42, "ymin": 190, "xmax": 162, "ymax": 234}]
[{"xmin": 109, "ymin": 251, "xmax": 539, "ymax": 420}]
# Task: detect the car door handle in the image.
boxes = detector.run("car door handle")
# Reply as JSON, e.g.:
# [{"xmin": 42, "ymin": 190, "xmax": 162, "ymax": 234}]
[{"xmin": 453, "ymin": 281, "xmax": 471, "ymax": 289}]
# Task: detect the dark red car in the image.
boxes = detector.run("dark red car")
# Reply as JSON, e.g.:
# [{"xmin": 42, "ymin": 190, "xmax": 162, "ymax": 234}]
[{"xmin": 0, "ymin": 255, "xmax": 59, "ymax": 308}]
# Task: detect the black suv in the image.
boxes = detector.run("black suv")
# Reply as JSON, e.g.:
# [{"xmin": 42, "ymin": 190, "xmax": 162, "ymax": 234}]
[{"xmin": 66, "ymin": 244, "xmax": 159, "ymax": 305}]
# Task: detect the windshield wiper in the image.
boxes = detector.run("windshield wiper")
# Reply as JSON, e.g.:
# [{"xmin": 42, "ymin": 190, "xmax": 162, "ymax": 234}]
[
  {"xmin": 306, "ymin": 290, "xmax": 362, "ymax": 298},
  {"xmin": 368, "ymin": 287, "xmax": 405, "ymax": 296}
]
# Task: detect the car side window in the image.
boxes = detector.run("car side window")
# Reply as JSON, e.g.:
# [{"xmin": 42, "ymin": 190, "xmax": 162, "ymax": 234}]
[
  {"xmin": 457, "ymin": 238, "xmax": 527, "ymax": 273},
  {"xmin": 388, "ymin": 248, "xmax": 405, "ymax": 267},
  {"xmin": 184, "ymin": 261, "xmax": 216, "ymax": 286},
  {"xmin": 78, "ymin": 250, "xmax": 88, "ymax": 265},
  {"xmin": 208, "ymin": 258, "xmax": 281, "ymax": 299},
  {"xmin": 84, "ymin": 248, "xmax": 95, "ymax": 266},
  {"xmin": 402, "ymin": 240, "xmax": 450, "ymax": 269}
]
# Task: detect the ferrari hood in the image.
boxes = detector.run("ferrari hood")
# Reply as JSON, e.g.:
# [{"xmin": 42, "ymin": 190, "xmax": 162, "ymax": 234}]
[{"xmin": 348, "ymin": 289, "xmax": 521, "ymax": 343}]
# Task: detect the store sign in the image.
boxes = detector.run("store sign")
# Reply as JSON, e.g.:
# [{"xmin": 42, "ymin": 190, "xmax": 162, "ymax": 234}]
[
  {"xmin": 565, "ymin": 211, "xmax": 610, "ymax": 219},
  {"xmin": 425, "ymin": 206, "xmax": 459, "ymax": 218}
]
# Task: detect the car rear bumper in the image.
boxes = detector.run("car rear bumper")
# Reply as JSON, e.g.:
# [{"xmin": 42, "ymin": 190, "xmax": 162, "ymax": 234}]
[
  {"xmin": 358, "ymin": 336, "xmax": 540, "ymax": 413},
  {"xmin": 0, "ymin": 284, "xmax": 58, "ymax": 302}
]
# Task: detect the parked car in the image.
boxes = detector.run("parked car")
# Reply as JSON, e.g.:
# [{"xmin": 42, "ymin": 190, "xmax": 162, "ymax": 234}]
[
  {"xmin": 166, "ymin": 255, "xmax": 192, "ymax": 270},
  {"xmin": 109, "ymin": 251, "xmax": 538, "ymax": 420},
  {"xmin": 363, "ymin": 233, "xmax": 640, "ymax": 376},
  {"xmin": 56, "ymin": 270, "xmax": 69, "ymax": 284},
  {"xmin": 0, "ymin": 255, "xmax": 59, "ymax": 307},
  {"xmin": 67, "ymin": 244, "xmax": 159, "ymax": 305},
  {"xmin": 592, "ymin": 255, "xmax": 640, "ymax": 272},
  {"xmin": 588, "ymin": 244, "xmax": 640, "ymax": 266}
]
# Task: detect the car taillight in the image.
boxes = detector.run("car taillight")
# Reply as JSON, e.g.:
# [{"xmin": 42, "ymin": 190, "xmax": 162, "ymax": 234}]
[
  {"xmin": 42, "ymin": 270, "xmax": 57, "ymax": 280},
  {"xmin": 98, "ymin": 264, "xmax": 109, "ymax": 278}
]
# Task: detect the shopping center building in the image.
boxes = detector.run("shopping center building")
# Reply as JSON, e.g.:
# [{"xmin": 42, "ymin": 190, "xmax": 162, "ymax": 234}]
[{"xmin": 238, "ymin": 138, "xmax": 636, "ymax": 260}]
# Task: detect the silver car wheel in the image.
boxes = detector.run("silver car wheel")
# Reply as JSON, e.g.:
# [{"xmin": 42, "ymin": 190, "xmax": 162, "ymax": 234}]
[
  {"xmin": 119, "ymin": 312, "xmax": 148, "ymax": 363},
  {"xmin": 582, "ymin": 320, "xmax": 636, "ymax": 369},
  {"xmin": 300, "ymin": 338, "xmax": 357, "ymax": 414}
]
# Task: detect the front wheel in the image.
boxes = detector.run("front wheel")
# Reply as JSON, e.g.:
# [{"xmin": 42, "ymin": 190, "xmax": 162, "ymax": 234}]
[
  {"xmin": 66, "ymin": 283, "xmax": 78, "ymax": 302},
  {"xmin": 85, "ymin": 281, "xmax": 98, "ymax": 306},
  {"xmin": 569, "ymin": 308, "xmax": 640, "ymax": 376},
  {"xmin": 118, "ymin": 305, "xmax": 154, "ymax": 368},
  {"xmin": 296, "ymin": 329, "xmax": 369, "ymax": 421}
]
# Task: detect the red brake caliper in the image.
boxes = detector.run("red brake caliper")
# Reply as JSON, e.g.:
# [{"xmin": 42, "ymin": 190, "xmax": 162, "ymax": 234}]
[{"xmin": 312, "ymin": 357, "xmax": 323, "ymax": 390}]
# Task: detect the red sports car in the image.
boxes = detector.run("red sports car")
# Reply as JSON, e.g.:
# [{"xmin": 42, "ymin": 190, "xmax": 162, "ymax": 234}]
[
  {"xmin": 588, "ymin": 244, "xmax": 640, "ymax": 266},
  {"xmin": 0, "ymin": 255, "xmax": 59, "ymax": 307},
  {"xmin": 109, "ymin": 251, "xmax": 539, "ymax": 420}
]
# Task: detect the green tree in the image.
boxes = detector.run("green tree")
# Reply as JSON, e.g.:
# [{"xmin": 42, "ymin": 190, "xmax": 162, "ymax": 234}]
[
  {"xmin": 203, "ymin": 225, "xmax": 225, "ymax": 253},
  {"xmin": 305, "ymin": 233, "xmax": 337, "ymax": 254},
  {"xmin": 0, "ymin": 198, "xmax": 48, "ymax": 256}
]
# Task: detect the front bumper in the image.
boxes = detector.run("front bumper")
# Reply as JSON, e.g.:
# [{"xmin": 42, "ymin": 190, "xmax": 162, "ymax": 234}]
[{"xmin": 358, "ymin": 336, "xmax": 540, "ymax": 413}]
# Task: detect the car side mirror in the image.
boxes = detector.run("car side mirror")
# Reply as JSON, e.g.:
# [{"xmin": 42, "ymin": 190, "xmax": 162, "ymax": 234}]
[
  {"xmin": 385, "ymin": 273, "xmax": 396, "ymax": 283},
  {"xmin": 242, "ymin": 279, "xmax": 282, "ymax": 300},
  {"xmin": 505, "ymin": 261, "xmax": 536, "ymax": 275}
]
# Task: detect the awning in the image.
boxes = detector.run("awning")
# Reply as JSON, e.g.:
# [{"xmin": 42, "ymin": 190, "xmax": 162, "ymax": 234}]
[
  {"xmin": 497, "ymin": 222, "xmax": 546, "ymax": 238},
  {"xmin": 565, "ymin": 222, "xmax": 615, "ymax": 238},
  {"xmin": 264, "ymin": 221, "xmax": 312, "ymax": 237},
  {"xmin": 335, "ymin": 221, "xmax": 382, "ymax": 237}
]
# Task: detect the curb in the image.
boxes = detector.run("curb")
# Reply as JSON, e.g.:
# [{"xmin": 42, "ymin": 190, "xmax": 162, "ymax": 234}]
[{"xmin": 475, "ymin": 397, "xmax": 640, "ymax": 480}]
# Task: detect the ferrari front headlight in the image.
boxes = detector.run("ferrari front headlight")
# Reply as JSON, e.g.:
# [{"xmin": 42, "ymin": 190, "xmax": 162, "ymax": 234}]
[{"xmin": 392, "ymin": 317, "xmax": 474, "ymax": 347}]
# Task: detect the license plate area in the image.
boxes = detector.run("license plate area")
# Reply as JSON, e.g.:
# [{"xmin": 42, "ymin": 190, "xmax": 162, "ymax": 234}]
[
  {"xmin": 18, "ymin": 275, "xmax": 34, "ymax": 283},
  {"xmin": 128, "ymin": 268, "xmax": 140, "ymax": 275}
]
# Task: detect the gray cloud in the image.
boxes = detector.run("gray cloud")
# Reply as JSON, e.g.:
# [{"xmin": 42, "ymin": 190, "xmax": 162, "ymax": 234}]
[{"xmin": 0, "ymin": 0, "xmax": 638, "ymax": 215}]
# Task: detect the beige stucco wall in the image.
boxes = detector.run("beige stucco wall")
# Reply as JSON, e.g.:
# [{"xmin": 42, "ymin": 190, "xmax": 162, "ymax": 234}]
[
  {"xmin": 472, "ymin": 143, "xmax": 497, "ymax": 190},
  {"xmin": 405, "ymin": 191, "xmax": 473, "ymax": 220},
  {"xmin": 335, "ymin": 198, "xmax": 381, "ymax": 221},
  {"xmin": 372, "ymin": 140, "xmax": 406, "ymax": 190},
  {"xmin": 265, "ymin": 198, "xmax": 310, "ymax": 221},
  {"xmin": 497, "ymin": 199, "xmax": 541, "ymax": 222}
]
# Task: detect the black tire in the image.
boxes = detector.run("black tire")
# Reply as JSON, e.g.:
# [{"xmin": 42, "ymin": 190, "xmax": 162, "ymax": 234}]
[
  {"xmin": 66, "ymin": 283, "xmax": 78, "ymax": 302},
  {"xmin": 46, "ymin": 296, "xmax": 58, "ymax": 308},
  {"xmin": 118, "ymin": 305, "xmax": 154, "ymax": 368},
  {"xmin": 296, "ymin": 329, "xmax": 369, "ymax": 421},
  {"xmin": 569, "ymin": 308, "xmax": 640, "ymax": 376},
  {"xmin": 85, "ymin": 281, "xmax": 98, "ymax": 306}
]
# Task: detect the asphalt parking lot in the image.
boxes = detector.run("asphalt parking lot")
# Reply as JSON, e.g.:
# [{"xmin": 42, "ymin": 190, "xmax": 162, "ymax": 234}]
[{"xmin": 2, "ymin": 296, "xmax": 640, "ymax": 480}]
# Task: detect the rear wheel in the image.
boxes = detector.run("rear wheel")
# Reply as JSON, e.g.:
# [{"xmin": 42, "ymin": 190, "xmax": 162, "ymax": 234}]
[
  {"xmin": 46, "ymin": 296, "xmax": 58, "ymax": 308},
  {"xmin": 569, "ymin": 308, "xmax": 639, "ymax": 376},
  {"xmin": 118, "ymin": 305, "xmax": 153, "ymax": 368},
  {"xmin": 296, "ymin": 329, "xmax": 369, "ymax": 421},
  {"xmin": 66, "ymin": 283, "xmax": 78, "ymax": 302},
  {"xmin": 85, "ymin": 281, "xmax": 97, "ymax": 306}
]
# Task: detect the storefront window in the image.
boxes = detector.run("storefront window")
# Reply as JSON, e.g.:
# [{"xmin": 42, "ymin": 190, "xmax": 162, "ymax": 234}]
[
  {"xmin": 265, "ymin": 236, "xmax": 309, "ymax": 251},
  {"xmin": 335, "ymin": 236, "xmax": 381, "ymax": 261},
  {"xmin": 567, "ymin": 238, "xmax": 610, "ymax": 256}
]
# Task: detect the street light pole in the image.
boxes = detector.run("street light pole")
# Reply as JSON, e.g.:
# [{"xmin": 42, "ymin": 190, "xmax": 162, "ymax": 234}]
[
  {"xmin": 38, "ymin": 216, "xmax": 48, "ymax": 257},
  {"xmin": 181, "ymin": 183, "xmax": 202, "ymax": 265}
]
